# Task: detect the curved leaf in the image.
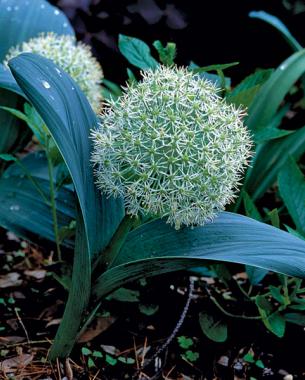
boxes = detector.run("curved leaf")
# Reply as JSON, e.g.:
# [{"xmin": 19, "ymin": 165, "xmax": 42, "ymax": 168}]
[
  {"xmin": 9, "ymin": 53, "xmax": 124, "ymax": 358},
  {"xmin": 9, "ymin": 53, "xmax": 124, "ymax": 258},
  {"xmin": 0, "ymin": 64, "xmax": 23, "ymax": 96},
  {"xmin": 0, "ymin": 152, "xmax": 75, "ymax": 247},
  {"xmin": 245, "ymin": 124, "xmax": 305, "ymax": 199},
  {"xmin": 249, "ymin": 11, "xmax": 302, "ymax": 52},
  {"xmin": 93, "ymin": 213, "xmax": 305, "ymax": 299},
  {"xmin": 0, "ymin": 0, "xmax": 74, "ymax": 61},
  {"xmin": 246, "ymin": 49, "xmax": 305, "ymax": 132},
  {"xmin": 278, "ymin": 157, "xmax": 305, "ymax": 235},
  {"xmin": 118, "ymin": 34, "xmax": 159, "ymax": 70},
  {"xmin": 0, "ymin": 89, "xmax": 20, "ymax": 153}
]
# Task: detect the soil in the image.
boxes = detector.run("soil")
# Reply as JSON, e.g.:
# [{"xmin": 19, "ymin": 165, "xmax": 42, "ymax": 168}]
[{"xmin": 1, "ymin": 228, "xmax": 305, "ymax": 380}]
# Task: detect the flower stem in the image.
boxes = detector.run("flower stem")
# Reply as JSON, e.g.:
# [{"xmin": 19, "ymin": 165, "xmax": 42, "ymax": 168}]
[{"xmin": 46, "ymin": 139, "xmax": 62, "ymax": 261}]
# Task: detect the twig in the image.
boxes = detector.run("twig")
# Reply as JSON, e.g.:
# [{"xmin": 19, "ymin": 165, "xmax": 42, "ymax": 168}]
[
  {"xmin": 205, "ymin": 286, "xmax": 261, "ymax": 320},
  {"xmin": 56, "ymin": 358, "xmax": 62, "ymax": 380},
  {"xmin": 14, "ymin": 308, "xmax": 30, "ymax": 346},
  {"xmin": 65, "ymin": 358, "xmax": 73, "ymax": 380}
]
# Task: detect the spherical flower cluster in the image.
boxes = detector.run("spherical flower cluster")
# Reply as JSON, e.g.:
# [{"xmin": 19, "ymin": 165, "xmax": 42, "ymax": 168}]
[
  {"xmin": 5, "ymin": 33, "xmax": 103, "ymax": 113},
  {"xmin": 91, "ymin": 65, "xmax": 252, "ymax": 229}
]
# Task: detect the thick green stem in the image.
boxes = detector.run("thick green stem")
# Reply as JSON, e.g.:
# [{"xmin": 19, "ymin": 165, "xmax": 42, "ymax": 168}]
[
  {"xmin": 46, "ymin": 140, "xmax": 62, "ymax": 261},
  {"xmin": 93, "ymin": 214, "xmax": 136, "ymax": 273}
]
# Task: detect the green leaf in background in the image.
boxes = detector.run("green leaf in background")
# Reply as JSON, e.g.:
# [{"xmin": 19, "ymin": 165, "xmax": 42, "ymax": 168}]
[
  {"xmin": 278, "ymin": 157, "xmax": 305, "ymax": 235},
  {"xmin": 249, "ymin": 11, "xmax": 302, "ymax": 52},
  {"xmin": 244, "ymin": 50, "xmax": 305, "ymax": 198},
  {"xmin": 256, "ymin": 296, "xmax": 286, "ymax": 337},
  {"xmin": 9, "ymin": 53, "xmax": 124, "ymax": 358},
  {"xmin": 118, "ymin": 35, "xmax": 159, "ymax": 70},
  {"xmin": 101, "ymin": 79, "xmax": 122, "ymax": 101},
  {"xmin": 284, "ymin": 312, "xmax": 305, "ymax": 326},
  {"xmin": 93, "ymin": 213, "xmax": 305, "ymax": 301},
  {"xmin": 254, "ymin": 103, "xmax": 292, "ymax": 144},
  {"xmin": 242, "ymin": 191, "xmax": 262, "ymax": 221},
  {"xmin": 199, "ymin": 312, "xmax": 228, "ymax": 342},
  {"xmin": 245, "ymin": 124, "xmax": 305, "ymax": 200},
  {"xmin": 107, "ymin": 288, "xmax": 140, "ymax": 303},
  {"xmin": 153, "ymin": 40, "xmax": 176, "ymax": 66},
  {"xmin": 246, "ymin": 49, "xmax": 305, "ymax": 133},
  {"xmin": 268, "ymin": 209, "xmax": 280, "ymax": 229},
  {"xmin": 0, "ymin": 64, "xmax": 23, "ymax": 96},
  {"xmin": 0, "ymin": 89, "xmax": 21, "ymax": 153},
  {"xmin": 227, "ymin": 69, "xmax": 273, "ymax": 108},
  {"xmin": 265, "ymin": 312, "xmax": 286, "ymax": 338},
  {"xmin": 139, "ymin": 304, "xmax": 159, "ymax": 316},
  {"xmin": 182, "ymin": 350, "xmax": 199, "ymax": 362},
  {"xmin": 177, "ymin": 336, "xmax": 194, "ymax": 349},
  {"xmin": 191, "ymin": 62, "xmax": 239, "ymax": 73},
  {"xmin": 254, "ymin": 126, "xmax": 293, "ymax": 144},
  {"xmin": 1, "ymin": 103, "xmax": 49, "ymax": 147}
]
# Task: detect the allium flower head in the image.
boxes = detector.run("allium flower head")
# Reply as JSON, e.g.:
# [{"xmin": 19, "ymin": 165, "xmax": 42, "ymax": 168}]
[
  {"xmin": 5, "ymin": 33, "xmax": 103, "ymax": 113},
  {"xmin": 91, "ymin": 66, "xmax": 252, "ymax": 229}
]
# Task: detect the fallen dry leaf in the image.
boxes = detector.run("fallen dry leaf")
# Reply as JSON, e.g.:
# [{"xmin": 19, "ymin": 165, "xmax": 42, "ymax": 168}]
[
  {"xmin": 100, "ymin": 344, "xmax": 120, "ymax": 355},
  {"xmin": 24, "ymin": 269, "xmax": 46, "ymax": 280},
  {"xmin": 46, "ymin": 319, "xmax": 62, "ymax": 328},
  {"xmin": 6, "ymin": 232, "xmax": 20, "ymax": 242},
  {"xmin": 0, "ymin": 272, "xmax": 22, "ymax": 288},
  {"xmin": 1, "ymin": 353, "xmax": 33, "ymax": 374},
  {"xmin": 0, "ymin": 336, "xmax": 25, "ymax": 344},
  {"xmin": 78, "ymin": 316, "xmax": 116, "ymax": 343}
]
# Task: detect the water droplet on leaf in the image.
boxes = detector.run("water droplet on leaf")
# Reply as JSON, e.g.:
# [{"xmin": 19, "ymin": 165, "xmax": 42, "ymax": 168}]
[{"xmin": 42, "ymin": 80, "xmax": 51, "ymax": 89}]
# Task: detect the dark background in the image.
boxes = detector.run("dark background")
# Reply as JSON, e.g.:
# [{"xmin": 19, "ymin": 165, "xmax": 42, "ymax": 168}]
[{"xmin": 51, "ymin": 0, "xmax": 305, "ymax": 84}]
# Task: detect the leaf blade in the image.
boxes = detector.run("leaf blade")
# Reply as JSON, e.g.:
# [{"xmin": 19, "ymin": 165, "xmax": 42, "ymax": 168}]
[{"xmin": 93, "ymin": 213, "xmax": 305, "ymax": 299}]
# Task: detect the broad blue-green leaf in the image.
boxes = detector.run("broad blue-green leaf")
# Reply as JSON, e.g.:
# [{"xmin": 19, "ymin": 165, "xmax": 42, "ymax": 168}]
[
  {"xmin": 0, "ymin": 152, "xmax": 75, "ymax": 247},
  {"xmin": 9, "ymin": 53, "xmax": 124, "ymax": 258},
  {"xmin": 93, "ymin": 212, "xmax": 305, "ymax": 299},
  {"xmin": 246, "ymin": 49, "xmax": 305, "ymax": 133},
  {"xmin": 278, "ymin": 157, "xmax": 305, "ymax": 235},
  {"xmin": 0, "ymin": 0, "xmax": 74, "ymax": 61},
  {"xmin": 118, "ymin": 34, "xmax": 159, "ymax": 70},
  {"xmin": 249, "ymin": 11, "xmax": 302, "ymax": 52},
  {"xmin": 9, "ymin": 53, "xmax": 124, "ymax": 358},
  {"xmin": 0, "ymin": 64, "xmax": 23, "ymax": 96},
  {"xmin": 246, "ymin": 266, "xmax": 268, "ymax": 285},
  {"xmin": 0, "ymin": 89, "xmax": 20, "ymax": 153}
]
